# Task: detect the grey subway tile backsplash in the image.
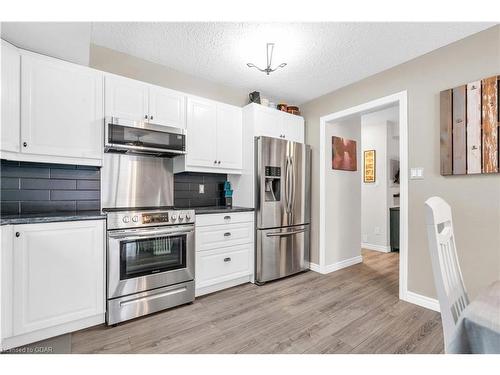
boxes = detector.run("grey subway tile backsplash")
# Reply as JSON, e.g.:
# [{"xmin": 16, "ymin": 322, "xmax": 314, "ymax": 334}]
[
  {"xmin": 1, "ymin": 165, "xmax": 50, "ymax": 179},
  {"xmin": 1, "ymin": 161, "xmax": 229, "ymax": 215},
  {"xmin": 50, "ymin": 190, "xmax": 100, "ymax": 201},
  {"xmin": 76, "ymin": 200, "xmax": 100, "ymax": 211},
  {"xmin": 1, "ymin": 177, "xmax": 20, "ymax": 189},
  {"xmin": 21, "ymin": 178, "xmax": 76, "ymax": 190},
  {"xmin": 50, "ymin": 168, "xmax": 100, "ymax": 180},
  {"xmin": 1, "ymin": 202, "xmax": 20, "ymax": 215},
  {"xmin": 173, "ymin": 172, "xmax": 227, "ymax": 208},
  {"xmin": 1, "ymin": 189, "xmax": 50, "ymax": 201},
  {"xmin": 76, "ymin": 180, "xmax": 100, "ymax": 190},
  {"xmin": 1, "ymin": 160, "xmax": 101, "ymax": 215},
  {"xmin": 21, "ymin": 201, "xmax": 77, "ymax": 214}
]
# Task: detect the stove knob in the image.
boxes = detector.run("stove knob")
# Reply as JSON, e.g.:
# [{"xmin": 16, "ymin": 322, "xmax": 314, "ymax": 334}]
[
  {"xmin": 132, "ymin": 216, "xmax": 139, "ymax": 223},
  {"xmin": 122, "ymin": 216, "xmax": 130, "ymax": 223},
  {"xmin": 171, "ymin": 214, "xmax": 177, "ymax": 221},
  {"xmin": 186, "ymin": 213, "xmax": 191, "ymax": 221},
  {"xmin": 178, "ymin": 212, "xmax": 185, "ymax": 221}
]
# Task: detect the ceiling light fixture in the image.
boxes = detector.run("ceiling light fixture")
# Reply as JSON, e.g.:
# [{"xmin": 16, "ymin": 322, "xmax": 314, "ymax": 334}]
[{"xmin": 247, "ymin": 43, "xmax": 287, "ymax": 76}]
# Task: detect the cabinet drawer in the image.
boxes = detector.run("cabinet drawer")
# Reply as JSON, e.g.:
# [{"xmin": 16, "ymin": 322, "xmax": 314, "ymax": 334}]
[
  {"xmin": 195, "ymin": 212, "xmax": 253, "ymax": 227},
  {"xmin": 196, "ymin": 222, "xmax": 253, "ymax": 251},
  {"xmin": 196, "ymin": 244, "xmax": 252, "ymax": 288}
]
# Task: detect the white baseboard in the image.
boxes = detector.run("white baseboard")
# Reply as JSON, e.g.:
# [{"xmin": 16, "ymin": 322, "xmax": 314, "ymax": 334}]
[
  {"xmin": 361, "ymin": 242, "xmax": 391, "ymax": 253},
  {"xmin": 404, "ymin": 291, "xmax": 440, "ymax": 312},
  {"xmin": 309, "ymin": 255, "xmax": 363, "ymax": 274}
]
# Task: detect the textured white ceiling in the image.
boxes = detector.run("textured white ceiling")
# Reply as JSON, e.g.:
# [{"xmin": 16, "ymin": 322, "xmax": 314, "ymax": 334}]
[{"xmin": 91, "ymin": 22, "xmax": 496, "ymax": 104}]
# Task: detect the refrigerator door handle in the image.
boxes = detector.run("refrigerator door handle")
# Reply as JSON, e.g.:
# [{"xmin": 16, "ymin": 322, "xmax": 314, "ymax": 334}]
[
  {"xmin": 266, "ymin": 228, "xmax": 307, "ymax": 237},
  {"xmin": 286, "ymin": 156, "xmax": 293, "ymax": 214},
  {"xmin": 289, "ymin": 155, "xmax": 295, "ymax": 214}
]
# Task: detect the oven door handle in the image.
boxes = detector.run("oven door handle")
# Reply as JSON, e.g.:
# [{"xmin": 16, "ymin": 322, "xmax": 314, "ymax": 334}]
[{"xmin": 108, "ymin": 227, "xmax": 194, "ymax": 240}]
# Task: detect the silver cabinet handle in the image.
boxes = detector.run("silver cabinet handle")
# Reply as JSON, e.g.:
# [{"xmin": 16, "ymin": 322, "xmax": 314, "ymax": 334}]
[
  {"xmin": 144, "ymin": 115, "xmax": 148, "ymax": 119},
  {"xmin": 224, "ymin": 216, "xmax": 231, "ymax": 220},
  {"xmin": 266, "ymin": 228, "xmax": 306, "ymax": 237},
  {"xmin": 217, "ymin": 161, "xmax": 221, "ymax": 165},
  {"xmin": 224, "ymin": 232, "xmax": 231, "ymax": 237},
  {"xmin": 214, "ymin": 160, "xmax": 217, "ymax": 164},
  {"xmin": 150, "ymin": 115, "xmax": 154, "ymax": 120},
  {"xmin": 224, "ymin": 257, "xmax": 231, "ymax": 262},
  {"xmin": 23, "ymin": 142, "xmax": 27, "ymax": 147},
  {"xmin": 15, "ymin": 232, "xmax": 20, "ymax": 237}
]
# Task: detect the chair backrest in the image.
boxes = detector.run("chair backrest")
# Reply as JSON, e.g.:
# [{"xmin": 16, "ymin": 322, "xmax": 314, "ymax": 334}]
[{"xmin": 425, "ymin": 196, "xmax": 469, "ymax": 352}]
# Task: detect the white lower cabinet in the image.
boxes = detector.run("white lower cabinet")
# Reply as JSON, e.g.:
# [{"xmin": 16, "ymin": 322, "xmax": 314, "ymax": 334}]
[
  {"xmin": 0, "ymin": 220, "xmax": 105, "ymax": 351},
  {"xmin": 195, "ymin": 212, "xmax": 254, "ymax": 296}
]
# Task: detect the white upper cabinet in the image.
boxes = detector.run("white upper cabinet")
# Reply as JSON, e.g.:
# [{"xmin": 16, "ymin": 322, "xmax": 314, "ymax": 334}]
[
  {"xmin": 216, "ymin": 103, "xmax": 243, "ymax": 170},
  {"xmin": 175, "ymin": 96, "xmax": 242, "ymax": 174},
  {"xmin": 105, "ymin": 75, "xmax": 148, "ymax": 121},
  {"xmin": 282, "ymin": 112, "xmax": 305, "ymax": 143},
  {"xmin": 1, "ymin": 40, "xmax": 20, "ymax": 153},
  {"xmin": 105, "ymin": 74, "xmax": 186, "ymax": 128},
  {"xmin": 20, "ymin": 52, "xmax": 103, "ymax": 164},
  {"xmin": 253, "ymin": 106, "xmax": 284, "ymax": 139},
  {"xmin": 148, "ymin": 85, "xmax": 186, "ymax": 128},
  {"xmin": 185, "ymin": 97, "xmax": 217, "ymax": 167},
  {"xmin": 246, "ymin": 103, "xmax": 304, "ymax": 143}
]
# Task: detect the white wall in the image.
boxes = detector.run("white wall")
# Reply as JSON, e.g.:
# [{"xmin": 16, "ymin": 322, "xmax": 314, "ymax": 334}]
[
  {"xmin": 324, "ymin": 116, "xmax": 361, "ymax": 265},
  {"xmin": 1, "ymin": 22, "xmax": 91, "ymax": 65},
  {"xmin": 360, "ymin": 106, "xmax": 399, "ymax": 251}
]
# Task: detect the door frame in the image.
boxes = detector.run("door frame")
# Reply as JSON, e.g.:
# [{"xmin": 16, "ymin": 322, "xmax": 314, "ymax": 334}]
[{"xmin": 318, "ymin": 91, "xmax": 409, "ymax": 302}]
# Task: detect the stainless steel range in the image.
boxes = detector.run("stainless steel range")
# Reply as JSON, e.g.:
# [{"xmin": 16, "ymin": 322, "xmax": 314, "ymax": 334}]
[{"xmin": 105, "ymin": 207, "xmax": 195, "ymax": 325}]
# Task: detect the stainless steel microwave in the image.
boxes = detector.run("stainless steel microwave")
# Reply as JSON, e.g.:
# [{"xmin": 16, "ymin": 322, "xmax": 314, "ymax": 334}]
[{"xmin": 104, "ymin": 117, "xmax": 186, "ymax": 157}]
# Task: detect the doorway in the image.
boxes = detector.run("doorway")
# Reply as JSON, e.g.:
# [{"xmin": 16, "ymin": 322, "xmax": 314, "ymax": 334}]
[{"xmin": 318, "ymin": 91, "xmax": 409, "ymax": 302}]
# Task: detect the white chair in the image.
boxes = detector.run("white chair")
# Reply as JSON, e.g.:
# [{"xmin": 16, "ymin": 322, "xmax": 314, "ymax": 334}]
[{"xmin": 425, "ymin": 196, "xmax": 469, "ymax": 353}]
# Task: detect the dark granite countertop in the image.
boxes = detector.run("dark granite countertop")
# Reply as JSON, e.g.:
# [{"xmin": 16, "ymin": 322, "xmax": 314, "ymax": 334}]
[
  {"xmin": 192, "ymin": 206, "xmax": 254, "ymax": 215},
  {"xmin": 1, "ymin": 211, "xmax": 106, "ymax": 225}
]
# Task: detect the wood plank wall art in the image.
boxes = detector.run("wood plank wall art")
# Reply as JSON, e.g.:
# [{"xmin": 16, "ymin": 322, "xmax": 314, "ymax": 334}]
[{"xmin": 440, "ymin": 75, "xmax": 499, "ymax": 176}]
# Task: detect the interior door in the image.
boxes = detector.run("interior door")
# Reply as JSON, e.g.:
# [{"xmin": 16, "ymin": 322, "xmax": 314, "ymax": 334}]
[
  {"xmin": 105, "ymin": 75, "xmax": 149, "ymax": 121},
  {"xmin": 148, "ymin": 85, "xmax": 186, "ymax": 128},
  {"xmin": 216, "ymin": 103, "xmax": 242, "ymax": 170},
  {"xmin": 186, "ymin": 97, "xmax": 217, "ymax": 168},
  {"xmin": 21, "ymin": 53, "xmax": 103, "ymax": 160},
  {"xmin": 1, "ymin": 40, "xmax": 20, "ymax": 153}
]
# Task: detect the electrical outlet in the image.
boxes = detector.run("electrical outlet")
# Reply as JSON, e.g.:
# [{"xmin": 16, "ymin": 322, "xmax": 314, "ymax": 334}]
[
  {"xmin": 199, "ymin": 184, "xmax": 204, "ymax": 194},
  {"xmin": 410, "ymin": 167, "xmax": 424, "ymax": 179}
]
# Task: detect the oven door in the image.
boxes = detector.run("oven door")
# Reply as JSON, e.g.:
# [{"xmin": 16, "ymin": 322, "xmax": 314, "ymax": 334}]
[{"xmin": 107, "ymin": 224, "xmax": 195, "ymax": 299}]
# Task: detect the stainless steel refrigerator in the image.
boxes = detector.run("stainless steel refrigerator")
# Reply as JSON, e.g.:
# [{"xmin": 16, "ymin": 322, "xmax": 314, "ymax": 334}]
[{"xmin": 255, "ymin": 136, "xmax": 311, "ymax": 284}]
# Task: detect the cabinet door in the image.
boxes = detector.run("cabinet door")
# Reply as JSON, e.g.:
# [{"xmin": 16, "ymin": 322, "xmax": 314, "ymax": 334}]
[
  {"xmin": 1, "ymin": 40, "xmax": 20, "ymax": 153},
  {"xmin": 186, "ymin": 97, "xmax": 217, "ymax": 168},
  {"xmin": 148, "ymin": 85, "xmax": 186, "ymax": 128},
  {"xmin": 12, "ymin": 220, "xmax": 105, "ymax": 335},
  {"xmin": 104, "ymin": 75, "xmax": 148, "ymax": 121},
  {"xmin": 216, "ymin": 104, "xmax": 242, "ymax": 170},
  {"xmin": 253, "ymin": 106, "xmax": 284, "ymax": 139},
  {"xmin": 21, "ymin": 54, "xmax": 103, "ymax": 160},
  {"xmin": 282, "ymin": 114, "xmax": 305, "ymax": 143}
]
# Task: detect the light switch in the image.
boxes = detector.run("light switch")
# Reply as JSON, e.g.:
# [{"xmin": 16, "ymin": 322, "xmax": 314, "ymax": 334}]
[
  {"xmin": 410, "ymin": 167, "xmax": 424, "ymax": 179},
  {"xmin": 199, "ymin": 184, "xmax": 205, "ymax": 194}
]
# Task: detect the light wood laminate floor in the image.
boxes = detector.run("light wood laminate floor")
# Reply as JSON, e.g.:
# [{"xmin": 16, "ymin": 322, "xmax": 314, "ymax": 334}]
[{"xmin": 71, "ymin": 249, "xmax": 444, "ymax": 354}]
